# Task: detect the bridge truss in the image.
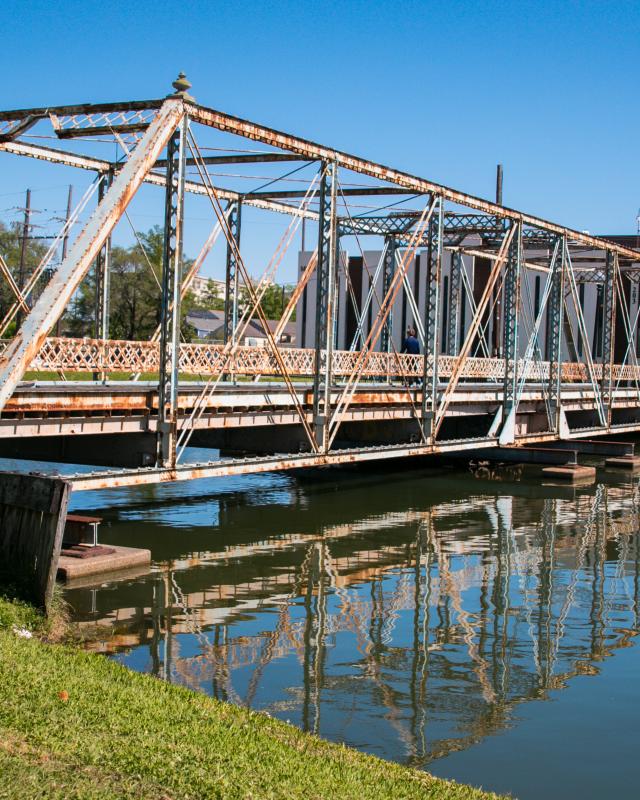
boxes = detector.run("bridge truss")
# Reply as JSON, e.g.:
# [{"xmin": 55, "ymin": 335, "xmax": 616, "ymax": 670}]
[{"xmin": 1, "ymin": 75, "xmax": 640, "ymax": 489}]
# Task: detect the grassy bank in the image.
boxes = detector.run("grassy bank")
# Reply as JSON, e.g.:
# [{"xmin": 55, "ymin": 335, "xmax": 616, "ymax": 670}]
[{"xmin": 0, "ymin": 597, "xmax": 503, "ymax": 799}]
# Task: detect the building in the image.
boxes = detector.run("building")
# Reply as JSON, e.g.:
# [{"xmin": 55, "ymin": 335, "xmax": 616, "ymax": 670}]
[
  {"xmin": 188, "ymin": 275, "xmax": 226, "ymax": 303},
  {"xmin": 186, "ymin": 309, "xmax": 296, "ymax": 347},
  {"xmin": 295, "ymin": 235, "xmax": 640, "ymax": 362}
]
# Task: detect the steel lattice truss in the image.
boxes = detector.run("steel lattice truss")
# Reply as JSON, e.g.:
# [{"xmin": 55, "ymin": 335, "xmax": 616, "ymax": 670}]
[{"xmin": 0, "ymin": 75, "xmax": 639, "ymax": 487}]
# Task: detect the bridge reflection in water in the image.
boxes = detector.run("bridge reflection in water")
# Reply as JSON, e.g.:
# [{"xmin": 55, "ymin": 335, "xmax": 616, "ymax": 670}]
[{"xmin": 66, "ymin": 468, "xmax": 640, "ymax": 783}]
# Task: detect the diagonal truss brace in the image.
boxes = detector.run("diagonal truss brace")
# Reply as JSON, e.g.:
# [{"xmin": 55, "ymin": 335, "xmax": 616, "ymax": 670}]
[{"xmin": 0, "ymin": 98, "xmax": 185, "ymax": 414}]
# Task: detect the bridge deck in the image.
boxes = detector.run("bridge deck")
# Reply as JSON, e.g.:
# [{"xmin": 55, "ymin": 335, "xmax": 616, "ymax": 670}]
[{"xmin": 3, "ymin": 378, "xmax": 640, "ymax": 439}]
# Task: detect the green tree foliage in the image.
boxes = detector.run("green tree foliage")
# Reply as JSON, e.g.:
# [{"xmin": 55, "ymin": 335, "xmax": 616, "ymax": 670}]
[
  {"xmin": 65, "ymin": 226, "xmax": 196, "ymax": 341},
  {"xmin": 238, "ymin": 282, "xmax": 297, "ymax": 321},
  {"xmin": 0, "ymin": 221, "xmax": 49, "ymax": 335},
  {"xmin": 200, "ymin": 279, "xmax": 225, "ymax": 311},
  {"xmin": 1, "ymin": 219, "xmax": 298, "ymax": 342}
]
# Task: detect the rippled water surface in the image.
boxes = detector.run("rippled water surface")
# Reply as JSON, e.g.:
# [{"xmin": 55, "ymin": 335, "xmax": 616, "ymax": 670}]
[{"xmin": 64, "ymin": 455, "xmax": 640, "ymax": 799}]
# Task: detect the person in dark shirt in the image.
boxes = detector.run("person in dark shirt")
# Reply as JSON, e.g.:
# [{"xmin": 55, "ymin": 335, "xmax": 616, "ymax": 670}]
[
  {"xmin": 402, "ymin": 327, "xmax": 420, "ymax": 355},
  {"xmin": 401, "ymin": 327, "xmax": 420, "ymax": 385}
]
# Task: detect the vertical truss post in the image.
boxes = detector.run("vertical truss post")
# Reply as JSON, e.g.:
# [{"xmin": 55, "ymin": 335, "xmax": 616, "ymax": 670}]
[
  {"xmin": 156, "ymin": 116, "xmax": 187, "ymax": 468},
  {"xmin": 421, "ymin": 196, "xmax": 443, "ymax": 440},
  {"xmin": 447, "ymin": 250, "xmax": 462, "ymax": 355},
  {"xmin": 381, "ymin": 235, "xmax": 396, "ymax": 354},
  {"xmin": 223, "ymin": 199, "xmax": 242, "ymax": 344},
  {"xmin": 94, "ymin": 170, "xmax": 113, "ymax": 342},
  {"xmin": 498, "ymin": 222, "xmax": 522, "ymax": 445},
  {"xmin": 312, "ymin": 162, "xmax": 338, "ymax": 451},
  {"xmin": 601, "ymin": 250, "xmax": 617, "ymax": 426},
  {"xmin": 548, "ymin": 236, "xmax": 566, "ymax": 433}
]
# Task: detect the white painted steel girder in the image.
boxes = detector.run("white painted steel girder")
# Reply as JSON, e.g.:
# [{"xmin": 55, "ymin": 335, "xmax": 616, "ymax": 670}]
[{"xmin": 0, "ymin": 99, "xmax": 185, "ymax": 413}]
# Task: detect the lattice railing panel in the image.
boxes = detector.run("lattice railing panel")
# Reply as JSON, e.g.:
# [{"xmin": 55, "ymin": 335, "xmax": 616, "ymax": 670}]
[
  {"xmin": 5, "ymin": 337, "xmax": 640, "ymax": 385},
  {"xmin": 51, "ymin": 109, "xmax": 157, "ymax": 133}
]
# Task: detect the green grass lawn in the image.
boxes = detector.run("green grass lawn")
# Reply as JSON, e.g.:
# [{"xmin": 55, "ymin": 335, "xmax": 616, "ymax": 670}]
[{"xmin": 0, "ymin": 597, "xmax": 505, "ymax": 799}]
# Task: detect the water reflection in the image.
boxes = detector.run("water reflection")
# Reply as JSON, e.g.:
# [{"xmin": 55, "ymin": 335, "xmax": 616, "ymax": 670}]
[{"xmin": 66, "ymin": 468, "xmax": 640, "ymax": 792}]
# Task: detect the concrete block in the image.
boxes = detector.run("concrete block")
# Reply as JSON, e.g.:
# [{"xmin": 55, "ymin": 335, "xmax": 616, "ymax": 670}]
[
  {"xmin": 57, "ymin": 545, "xmax": 151, "ymax": 582},
  {"xmin": 604, "ymin": 456, "xmax": 640, "ymax": 471},
  {"xmin": 541, "ymin": 465, "xmax": 596, "ymax": 484}
]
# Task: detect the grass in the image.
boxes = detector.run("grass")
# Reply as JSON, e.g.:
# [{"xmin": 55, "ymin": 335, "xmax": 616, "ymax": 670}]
[{"xmin": 0, "ymin": 600, "xmax": 505, "ymax": 800}]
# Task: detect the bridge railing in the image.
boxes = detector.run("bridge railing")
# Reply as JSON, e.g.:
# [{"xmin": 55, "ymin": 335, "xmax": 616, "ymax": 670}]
[{"xmin": 3, "ymin": 336, "xmax": 640, "ymax": 384}]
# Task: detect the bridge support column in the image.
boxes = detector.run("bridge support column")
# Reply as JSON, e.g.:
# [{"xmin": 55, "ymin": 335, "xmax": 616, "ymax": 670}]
[
  {"xmin": 421, "ymin": 196, "xmax": 443, "ymax": 441},
  {"xmin": 94, "ymin": 169, "xmax": 113, "ymax": 343},
  {"xmin": 93, "ymin": 169, "xmax": 113, "ymax": 381},
  {"xmin": 223, "ymin": 199, "xmax": 242, "ymax": 345},
  {"xmin": 498, "ymin": 222, "xmax": 522, "ymax": 445},
  {"xmin": 601, "ymin": 250, "xmax": 617, "ymax": 427},
  {"xmin": 156, "ymin": 115, "xmax": 187, "ymax": 468},
  {"xmin": 381, "ymin": 235, "xmax": 396, "ymax": 355},
  {"xmin": 447, "ymin": 250, "xmax": 462, "ymax": 356},
  {"xmin": 548, "ymin": 236, "xmax": 567, "ymax": 434},
  {"xmin": 312, "ymin": 162, "xmax": 338, "ymax": 451}
]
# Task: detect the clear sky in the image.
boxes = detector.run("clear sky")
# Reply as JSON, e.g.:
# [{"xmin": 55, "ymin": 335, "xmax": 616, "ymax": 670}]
[{"xmin": 1, "ymin": 0, "xmax": 639, "ymax": 281}]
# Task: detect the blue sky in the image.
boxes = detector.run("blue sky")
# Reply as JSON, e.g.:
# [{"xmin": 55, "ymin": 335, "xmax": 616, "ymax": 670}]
[{"xmin": 1, "ymin": 0, "xmax": 639, "ymax": 281}]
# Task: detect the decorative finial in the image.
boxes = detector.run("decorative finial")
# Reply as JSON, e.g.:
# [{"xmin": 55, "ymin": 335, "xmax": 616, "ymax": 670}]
[{"xmin": 170, "ymin": 72, "xmax": 194, "ymax": 102}]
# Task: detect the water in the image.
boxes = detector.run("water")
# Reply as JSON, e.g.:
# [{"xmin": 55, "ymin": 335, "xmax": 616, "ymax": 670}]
[{"xmin": 63, "ymin": 456, "xmax": 640, "ymax": 799}]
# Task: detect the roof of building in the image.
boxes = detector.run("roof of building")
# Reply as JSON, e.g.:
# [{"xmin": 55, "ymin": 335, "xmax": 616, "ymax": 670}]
[
  {"xmin": 599, "ymin": 235, "xmax": 640, "ymax": 251},
  {"xmin": 186, "ymin": 310, "xmax": 225, "ymax": 334},
  {"xmin": 186, "ymin": 311, "xmax": 295, "ymax": 342},
  {"xmin": 251, "ymin": 319, "xmax": 297, "ymax": 339}
]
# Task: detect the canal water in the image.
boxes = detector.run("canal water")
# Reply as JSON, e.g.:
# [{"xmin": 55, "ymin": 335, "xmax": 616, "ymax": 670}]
[{"xmin": 62, "ymin": 453, "xmax": 640, "ymax": 799}]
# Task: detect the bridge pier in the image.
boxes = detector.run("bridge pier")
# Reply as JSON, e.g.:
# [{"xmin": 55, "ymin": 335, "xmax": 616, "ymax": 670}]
[
  {"xmin": 0, "ymin": 432, "xmax": 156, "ymax": 468},
  {"xmin": 543, "ymin": 439, "xmax": 635, "ymax": 458}
]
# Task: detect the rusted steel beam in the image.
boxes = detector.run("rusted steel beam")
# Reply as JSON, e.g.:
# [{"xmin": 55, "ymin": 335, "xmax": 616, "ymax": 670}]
[
  {"xmin": 0, "ymin": 140, "xmax": 111, "ymax": 171},
  {"xmin": 0, "ymin": 141, "xmax": 319, "ymax": 221},
  {"xmin": 68, "ymin": 437, "xmax": 496, "ymax": 491},
  {"xmin": 245, "ymin": 186, "xmax": 416, "ymax": 199},
  {"xmin": 0, "ymin": 116, "xmax": 41, "ymax": 143},
  {"xmin": 2, "ymin": 94, "xmax": 638, "ymax": 257},
  {"xmin": 155, "ymin": 153, "xmax": 312, "ymax": 167},
  {"xmin": 55, "ymin": 123, "xmax": 151, "ymax": 139},
  {"xmin": 0, "ymin": 99, "xmax": 185, "ymax": 414},
  {"xmin": 0, "ymin": 99, "xmax": 164, "ymax": 121},
  {"xmin": 187, "ymin": 102, "xmax": 640, "ymax": 262}
]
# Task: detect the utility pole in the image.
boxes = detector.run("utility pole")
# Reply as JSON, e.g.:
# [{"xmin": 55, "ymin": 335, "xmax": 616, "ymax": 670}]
[
  {"xmin": 17, "ymin": 189, "xmax": 31, "ymax": 328},
  {"xmin": 56, "ymin": 185, "xmax": 73, "ymax": 336}
]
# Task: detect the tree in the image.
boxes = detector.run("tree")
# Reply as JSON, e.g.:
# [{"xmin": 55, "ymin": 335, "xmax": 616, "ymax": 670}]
[
  {"xmin": 0, "ymin": 220, "xmax": 48, "ymax": 335},
  {"xmin": 61, "ymin": 225, "xmax": 195, "ymax": 341},
  {"xmin": 262, "ymin": 283, "xmax": 296, "ymax": 321},
  {"xmin": 200, "ymin": 279, "xmax": 225, "ymax": 311}
]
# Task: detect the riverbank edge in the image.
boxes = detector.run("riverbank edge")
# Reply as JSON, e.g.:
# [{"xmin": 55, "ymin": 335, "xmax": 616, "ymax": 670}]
[{"xmin": 0, "ymin": 596, "xmax": 504, "ymax": 800}]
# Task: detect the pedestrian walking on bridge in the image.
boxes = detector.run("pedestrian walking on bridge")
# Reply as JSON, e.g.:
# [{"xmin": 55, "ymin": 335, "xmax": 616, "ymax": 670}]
[{"xmin": 401, "ymin": 327, "xmax": 420, "ymax": 385}]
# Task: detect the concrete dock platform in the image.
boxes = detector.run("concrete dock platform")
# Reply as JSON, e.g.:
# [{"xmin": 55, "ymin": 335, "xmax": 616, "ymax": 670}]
[
  {"xmin": 57, "ymin": 544, "xmax": 151, "ymax": 582},
  {"xmin": 541, "ymin": 465, "xmax": 596, "ymax": 484},
  {"xmin": 604, "ymin": 456, "xmax": 640, "ymax": 471}
]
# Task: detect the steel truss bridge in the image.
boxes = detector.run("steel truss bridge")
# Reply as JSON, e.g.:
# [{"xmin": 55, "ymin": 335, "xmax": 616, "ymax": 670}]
[{"xmin": 1, "ymin": 74, "xmax": 640, "ymax": 491}]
